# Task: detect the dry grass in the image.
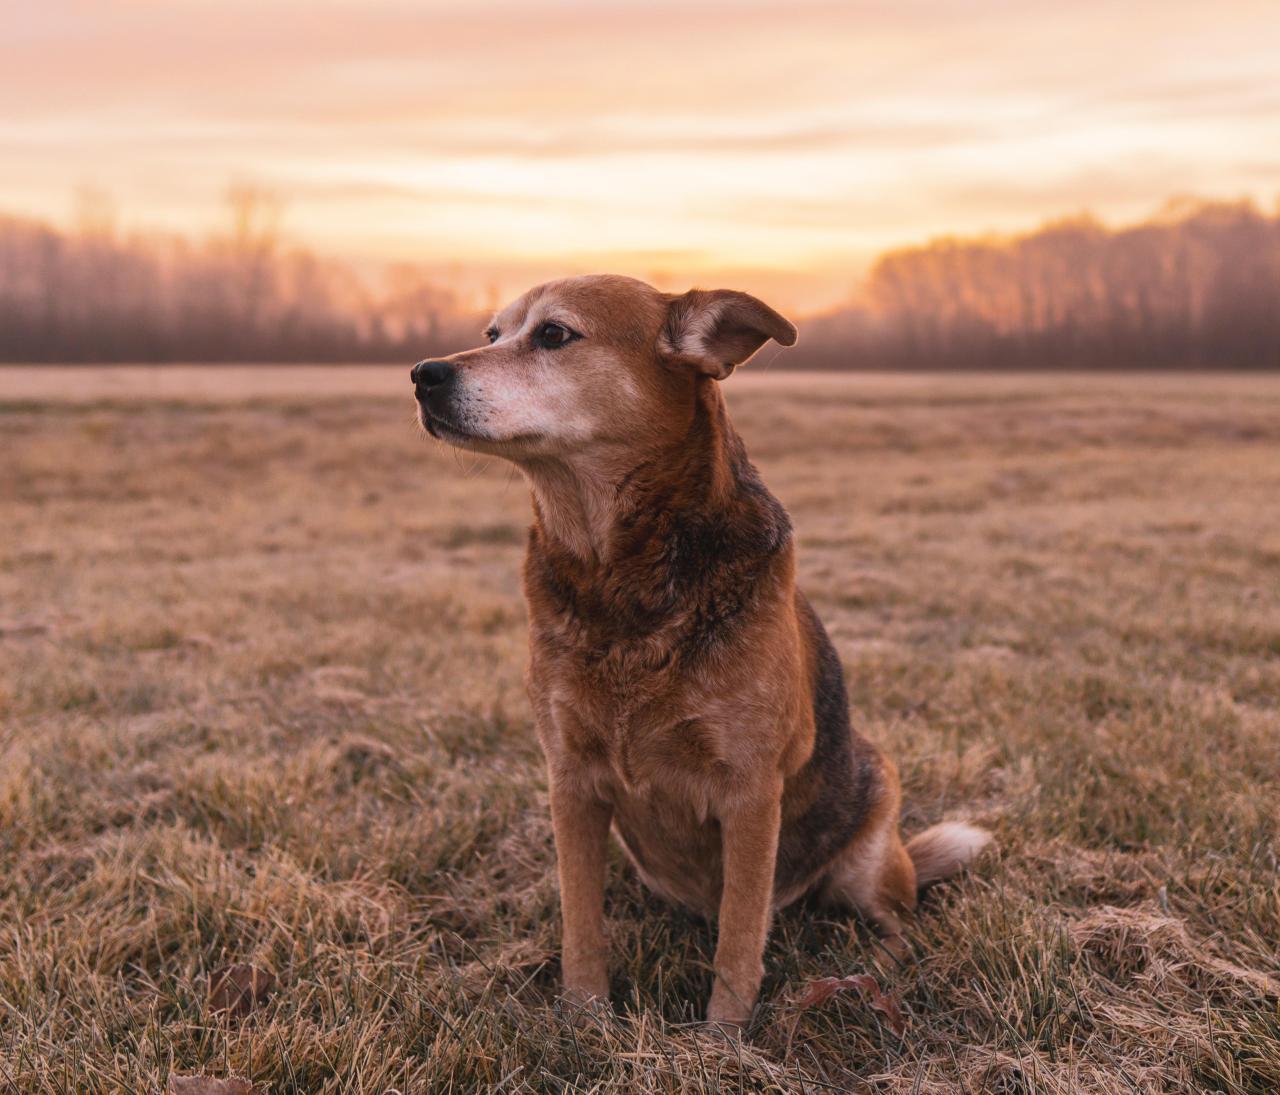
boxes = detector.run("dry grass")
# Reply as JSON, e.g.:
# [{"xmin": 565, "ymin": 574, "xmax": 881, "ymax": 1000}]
[{"xmin": 2, "ymin": 367, "xmax": 1278, "ymax": 1094}]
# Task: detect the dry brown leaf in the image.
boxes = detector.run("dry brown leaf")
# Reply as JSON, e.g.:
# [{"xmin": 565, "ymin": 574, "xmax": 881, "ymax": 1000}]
[
  {"xmin": 207, "ymin": 963, "xmax": 276, "ymax": 1018},
  {"xmin": 167, "ymin": 1076, "xmax": 258, "ymax": 1095},
  {"xmin": 797, "ymin": 973, "xmax": 907, "ymax": 1035}
]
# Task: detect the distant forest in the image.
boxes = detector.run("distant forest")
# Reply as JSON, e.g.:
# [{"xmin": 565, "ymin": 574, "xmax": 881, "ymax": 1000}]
[
  {"xmin": 0, "ymin": 188, "xmax": 477, "ymax": 365},
  {"xmin": 2, "ymin": 191, "xmax": 1278, "ymax": 368},
  {"xmin": 806, "ymin": 197, "xmax": 1280, "ymax": 370}
]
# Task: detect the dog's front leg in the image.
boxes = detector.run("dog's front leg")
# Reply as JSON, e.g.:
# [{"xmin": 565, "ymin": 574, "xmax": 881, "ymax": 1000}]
[
  {"xmin": 707, "ymin": 779, "xmax": 782, "ymax": 1032},
  {"xmin": 548, "ymin": 775, "xmax": 613, "ymax": 1007}
]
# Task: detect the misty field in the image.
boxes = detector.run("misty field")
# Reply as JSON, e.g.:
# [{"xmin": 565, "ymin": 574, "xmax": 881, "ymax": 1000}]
[{"xmin": 2, "ymin": 367, "xmax": 1279, "ymax": 1094}]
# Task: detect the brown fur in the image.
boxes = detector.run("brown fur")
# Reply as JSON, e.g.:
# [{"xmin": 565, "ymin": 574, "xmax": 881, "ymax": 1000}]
[{"xmin": 411, "ymin": 275, "xmax": 990, "ymax": 1030}]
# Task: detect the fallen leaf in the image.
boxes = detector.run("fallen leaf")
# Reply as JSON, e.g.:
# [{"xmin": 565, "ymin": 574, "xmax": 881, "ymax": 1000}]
[
  {"xmin": 797, "ymin": 973, "xmax": 907, "ymax": 1035},
  {"xmin": 208, "ymin": 964, "xmax": 276, "ymax": 1018},
  {"xmin": 167, "ymin": 1076, "xmax": 257, "ymax": 1095}
]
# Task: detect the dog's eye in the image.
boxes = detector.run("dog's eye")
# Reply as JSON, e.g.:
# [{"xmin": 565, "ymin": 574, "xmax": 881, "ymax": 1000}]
[
  {"xmin": 485, "ymin": 327, "xmax": 499, "ymax": 344},
  {"xmin": 534, "ymin": 322, "xmax": 578, "ymax": 349}
]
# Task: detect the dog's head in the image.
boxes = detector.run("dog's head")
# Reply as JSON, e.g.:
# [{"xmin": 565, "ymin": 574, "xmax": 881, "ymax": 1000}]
[{"xmin": 411, "ymin": 275, "xmax": 795, "ymax": 461}]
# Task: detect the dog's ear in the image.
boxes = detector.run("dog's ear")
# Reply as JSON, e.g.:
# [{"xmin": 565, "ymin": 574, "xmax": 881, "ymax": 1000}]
[{"xmin": 659, "ymin": 289, "xmax": 798, "ymax": 380}]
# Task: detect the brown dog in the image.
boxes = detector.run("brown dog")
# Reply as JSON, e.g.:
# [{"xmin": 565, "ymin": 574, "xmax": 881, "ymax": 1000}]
[{"xmin": 411, "ymin": 275, "xmax": 989, "ymax": 1031}]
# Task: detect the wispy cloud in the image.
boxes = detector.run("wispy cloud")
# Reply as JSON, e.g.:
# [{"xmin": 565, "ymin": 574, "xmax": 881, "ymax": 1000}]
[{"xmin": 2, "ymin": 0, "xmax": 1277, "ymax": 307}]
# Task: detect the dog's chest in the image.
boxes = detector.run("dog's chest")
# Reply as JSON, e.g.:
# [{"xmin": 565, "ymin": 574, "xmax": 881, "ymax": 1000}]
[{"xmin": 538, "ymin": 642, "xmax": 730, "ymax": 806}]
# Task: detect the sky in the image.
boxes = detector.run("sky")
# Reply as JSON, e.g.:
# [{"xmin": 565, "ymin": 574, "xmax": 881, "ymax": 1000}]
[{"xmin": 3, "ymin": 0, "xmax": 1279, "ymax": 311}]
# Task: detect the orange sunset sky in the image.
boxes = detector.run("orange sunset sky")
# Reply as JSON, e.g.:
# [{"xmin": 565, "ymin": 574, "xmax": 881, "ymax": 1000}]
[{"xmin": 4, "ymin": 0, "xmax": 1279, "ymax": 311}]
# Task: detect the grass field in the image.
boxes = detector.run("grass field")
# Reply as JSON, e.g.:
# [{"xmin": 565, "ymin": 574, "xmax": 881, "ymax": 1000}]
[{"xmin": 2, "ymin": 367, "xmax": 1279, "ymax": 1094}]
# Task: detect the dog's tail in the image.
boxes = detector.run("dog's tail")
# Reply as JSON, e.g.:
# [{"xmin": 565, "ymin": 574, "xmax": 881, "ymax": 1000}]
[{"xmin": 906, "ymin": 822, "xmax": 992, "ymax": 888}]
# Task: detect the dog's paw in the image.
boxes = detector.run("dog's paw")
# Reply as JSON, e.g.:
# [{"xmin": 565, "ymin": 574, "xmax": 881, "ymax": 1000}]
[
  {"xmin": 554, "ymin": 988, "xmax": 614, "ymax": 1031},
  {"xmin": 704, "ymin": 994, "xmax": 754, "ymax": 1042},
  {"xmin": 875, "ymin": 932, "xmax": 911, "ymax": 964},
  {"xmin": 702, "ymin": 1015, "xmax": 748, "ymax": 1043}
]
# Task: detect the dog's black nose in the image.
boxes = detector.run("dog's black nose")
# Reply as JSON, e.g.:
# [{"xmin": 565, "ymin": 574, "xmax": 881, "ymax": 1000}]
[{"xmin": 411, "ymin": 360, "xmax": 454, "ymax": 388}]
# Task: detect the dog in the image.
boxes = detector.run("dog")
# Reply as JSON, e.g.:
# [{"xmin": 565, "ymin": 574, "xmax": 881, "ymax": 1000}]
[{"xmin": 411, "ymin": 275, "xmax": 990, "ymax": 1032}]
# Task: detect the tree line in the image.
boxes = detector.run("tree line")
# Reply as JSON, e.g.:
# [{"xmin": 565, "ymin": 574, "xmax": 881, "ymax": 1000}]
[
  {"xmin": 0, "ymin": 188, "xmax": 478, "ymax": 364},
  {"xmin": 804, "ymin": 197, "xmax": 1280, "ymax": 370},
  {"xmin": 1, "ymin": 192, "xmax": 1277, "ymax": 367}
]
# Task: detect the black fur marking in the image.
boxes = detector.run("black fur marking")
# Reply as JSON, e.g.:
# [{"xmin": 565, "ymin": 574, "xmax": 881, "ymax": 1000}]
[
  {"xmin": 774, "ymin": 595, "xmax": 878, "ymax": 895},
  {"xmin": 524, "ymin": 388, "xmax": 791, "ymax": 666}
]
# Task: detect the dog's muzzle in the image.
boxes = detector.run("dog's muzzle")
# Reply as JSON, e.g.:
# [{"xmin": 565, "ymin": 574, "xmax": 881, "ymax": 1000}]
[
  {"xmin": 411, "ymin": 359, "xmax": 469, "ymax": 439},
  {"xmin": 411, "ymin": 359, "xmax": 454, "ymax": 394},
  {"xmin": 411, "ymin": 359, "xmax": 457, "ymax": 417}
]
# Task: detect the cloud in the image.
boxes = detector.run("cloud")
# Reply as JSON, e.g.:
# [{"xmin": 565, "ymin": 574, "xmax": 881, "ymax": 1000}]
[{"xmin": 1, "ymin": 0, "xmax": 1277, "ymax": 306}]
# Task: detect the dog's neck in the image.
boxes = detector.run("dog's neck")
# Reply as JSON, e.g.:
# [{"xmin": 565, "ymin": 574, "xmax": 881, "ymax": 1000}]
[
  {"xmin": 522, "ymin": 458, "xmax": 622, "ymax": 563},
  {"xmin": 520, "ymin": 379, "xmax": 743, "ymax": 566}
]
